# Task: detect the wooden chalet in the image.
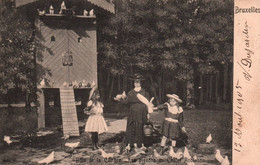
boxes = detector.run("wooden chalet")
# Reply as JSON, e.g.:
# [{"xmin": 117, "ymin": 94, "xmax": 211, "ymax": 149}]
[{"xmin": 17, "ymin": 0, "xmax": 114, "ymax": 136}]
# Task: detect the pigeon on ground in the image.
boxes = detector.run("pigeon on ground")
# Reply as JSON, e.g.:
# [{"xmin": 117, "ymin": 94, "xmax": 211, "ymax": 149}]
[
  {"xmin": 193, "ymin": 155, "xmax": 198, "ymax": 161},
  {"xmin": 38, "ymin": 151, "xmax": 55, "ymax": 164},
  {"xmin": 206, "ymin": 134, "xmax": 212, "ymax": 143},
  {"xmin": 153, "ymin": 149, "xmax": 162, "ymax": 158},
  {"xmin": 169, "ymin": 146, "xmax": 177, "ymax": 158},
  {"xmin": 215, "ymin": 149, "xmax": 224, "ymax": 163},
  {"xmin": 124, "ymin": 144, "xmax": 131, "ymax": 152},
  {"xmin": 65, "ymin": 142, "xmax": 80, "ymax": 149},
  {"xmin": 99, "ymin": 148, "xmax": 114, "ymax": 158},
  {"xmin": 134, "ymin": 147, "xmax": 145, "ymax": 154},
  {"xmin": 176, "ymin": 150, "xmax": 183, "ymax": 160},
  {"xmin": 140, "ymin": 143, "xmax": 147, "ymax": 151},
  {"xmin": 186, "ymin": 161, "xmax": 196, "ymax": 165},
  {"xmin": 184, "ymin": 147, "xmax": 191, "ymax": 160},
  {"xmin": 153, "ymin": 149, "xmax": 167, "ymax": 159},
  {"xmin": 221, "ymin": 156, "xmax": 230, "ymax": 165},
  {"xmin": 4, "ymin": 136, "xmax": 12, "ymax": 145}
]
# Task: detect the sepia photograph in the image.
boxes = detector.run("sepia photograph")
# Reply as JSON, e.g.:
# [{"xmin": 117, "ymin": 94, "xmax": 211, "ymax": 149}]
[{"xmin": 0, "ymin": 0, "xmax": 234, "ymax": 164}]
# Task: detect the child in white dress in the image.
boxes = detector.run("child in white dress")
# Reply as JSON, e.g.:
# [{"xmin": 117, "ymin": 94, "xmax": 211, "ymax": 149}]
[{"xmin": 84, "ymin": 85, "xmax": 108, "ymax": 150}]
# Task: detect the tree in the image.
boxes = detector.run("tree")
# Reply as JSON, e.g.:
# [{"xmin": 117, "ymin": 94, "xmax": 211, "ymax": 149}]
[
  {"xmin": 96, "ymin": 0, "xmax": 233, "ymax": 106},
  {"xmin": 0, "ymin": 1, "xmax": 36, "ymax": 107}
]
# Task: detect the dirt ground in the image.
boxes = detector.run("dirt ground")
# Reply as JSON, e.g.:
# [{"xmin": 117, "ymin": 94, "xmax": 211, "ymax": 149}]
[{"xmin": 0, "ymin": 109, "xmax": 232, "ymax": 165}]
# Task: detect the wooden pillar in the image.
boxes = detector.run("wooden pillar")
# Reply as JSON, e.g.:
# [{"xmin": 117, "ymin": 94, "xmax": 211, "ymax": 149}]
[{"xmin": 37, "ymin": 89, "xmax": 45, "ymax": 128}]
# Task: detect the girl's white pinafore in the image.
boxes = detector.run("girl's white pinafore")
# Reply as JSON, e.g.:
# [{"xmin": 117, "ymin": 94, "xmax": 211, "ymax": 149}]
[{"xmin": 85, "ymin": 101, "xmax": 108, "ymax": 134}]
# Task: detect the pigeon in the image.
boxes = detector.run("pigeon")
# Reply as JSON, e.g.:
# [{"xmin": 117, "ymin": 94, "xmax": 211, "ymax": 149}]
[
  {"xmin": 89, "ymin": 9, "xmax": 94, "ymax": 16},
  {"xmin": 40, "ymin": 79, "xmax": 45, "ymax": 87},
  {"xmin": 206, "ymin": 134, "xmax": 212, "ymax": 143},
  {"xmin": 169, "ymin": 146, "xmax": 177, "ymax": 158},
  {"xmin": 215, "ymin": 149, "xmax": 224, "ymax": 163},
  {"xmin": 153, "ymin": 149, "xmax": 161, "ymax": 158},
  {"xmin": 176, "ymin": 150, "xmax": 183, "ymax": 160},
  {"xmin": 63, "ymin": 81, "xmax": 68, "ymax": 87},
  {"xmin": 49, "ymin": 5, "xmax": 54, "ymax": 14},
  {"xmin": 130, "ymin": 152, "xmax": 141, "ymax": 158},
  {"xmin": 122, "ymin": 91, "xmax": 126, "ymax": 99},
  {"xmin": 186, "ymin": 161, "xmax": 196, "ymax": 165},
  {"xmin": 115, "ymin": 142, "xmax": 121, "ymax": 154},
  {"xmin": 83, "ymin": 10, "xmax": 88, "ymax": 16},
  {"xmin": 38, "ymin": 151, "xmax": 55, "ymax": 164},
  {"xmin": 134, "ymin": 147, "xmax": 145, "ymax": 154},
  {"xmin": 4, "ymin": 136, "xmax": 12, "ymax": 145},
  {"xmin": 61, "ymin": 1, "xmax": 66, "ymax": 10},
  {"xmin": 153, "ymin": 149, "xmax": 167, "ymax": 159},
  {"xmin": 65, "ymin": 142, "xmax": 80, "ymax": 148},
  {"xmin": 61, "ymin": 135, "xmax": 70, "ymax": 140},
  {"xmin": 221, "ymin": 156, "xmax": 230, "ymax": 165},
  {"xmin": 193, "ymin": 155, "xmax": 198, "ymax": 161},
  {"xmin": 184, "ymin": 147, "xmax": 191, "ymax": 160},
  {"xmin": 140, "ymin": 143, "xmax": 147, "ymax": 151},
  {"xmin": 37, "ymin": 9, "xmax": 46, "ymax": 16},
  {"xmin": 99, "ymin": 148, "xmax": 114, "ymax": 158},
  {"xmin": 82, "ymin": 80, "xmax": 87, "ymax": 87},
  {"xmin": 124, "ymin": 144, "xmax": 131, "ymax": 152}
]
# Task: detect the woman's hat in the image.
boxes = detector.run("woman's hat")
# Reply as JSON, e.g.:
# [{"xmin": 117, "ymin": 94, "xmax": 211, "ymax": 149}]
[
  {"xmin": 128, "ymin": 73, "xmax": 145, "ymax": 81},
  {"xmin": 166, "ymin": 94, "xmax": 182, "ymax": 103},
  {"xmin": 89, "ymin": 85, "xmax": 99, "ymax": 100}
]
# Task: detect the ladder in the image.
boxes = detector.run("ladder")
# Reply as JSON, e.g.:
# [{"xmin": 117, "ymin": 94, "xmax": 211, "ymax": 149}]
[{"xmin": 60, "ymin": 87, "xmax": 80, "ymax": 136}]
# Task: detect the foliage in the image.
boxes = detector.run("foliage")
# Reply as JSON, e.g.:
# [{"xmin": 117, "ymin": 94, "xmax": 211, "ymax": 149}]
[
  {"xmin": 99, "ymin": 0, "xmax": 233, "ymax": 78},
  {"xmin": 0, "ymin": 1, "xmax": 36, "ymax": 97}
]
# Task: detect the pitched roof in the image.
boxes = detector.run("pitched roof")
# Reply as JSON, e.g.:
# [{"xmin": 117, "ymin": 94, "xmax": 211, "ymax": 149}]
[{"xmin": 87, "ymin": 0, "xmax": 114, "ymax": 14}]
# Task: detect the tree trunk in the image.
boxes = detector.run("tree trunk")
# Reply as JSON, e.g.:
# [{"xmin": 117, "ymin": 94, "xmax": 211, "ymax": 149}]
[
  {"xmin": 123, "ymin": 74, "xmax": 128, "ymax": 91},
  {"xmin": 118, "ymin": 74, "xmax": 121, "ymax": 91},
  {"xmin": 199, "ymin": 75, "xmax": 203, "ymax": 104},
  {"xmin": 158, "ymin": 76, "xmax": 162, "ymax": 103},
  {"xmin": 223, "ymin": 65, "xmax": 228, "ymax": 103},
  {"xmin": 215, "ymin": 72, "xmax": 220, "ymax": 104},
  {"xmin": 209, "ymin": 75, "xmax": 213, "ymax": 102},
  {"xmin": 148, "ymin": 74, "xmax": 159, "ymax": 105},
  {"xmin": 108, "ymin": 75, "xmax": 115, "ymax": 101},
  {"xmin": 162, "ymin": 71, "xmax": 165, "ymax": 102},
  {"xmin": 25, "ymin": 91, "xmax": 31, "ymax": 108},
  {"xmin": 186, "ymin": 69, "xmax": 195, "ymax": 108}
]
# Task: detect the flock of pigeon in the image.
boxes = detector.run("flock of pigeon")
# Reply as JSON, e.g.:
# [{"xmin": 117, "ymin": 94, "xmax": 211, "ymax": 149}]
[
  {"xmin": 39, "ymin": 78, "xmax": 96, "ymax": 88},
  {"xmin": 3, "ymin": 133, "xmax": 230, "ymax": 164},
  {"xmin": 37, "ymin": 1, "xmax": 95, "ymax": 17}
]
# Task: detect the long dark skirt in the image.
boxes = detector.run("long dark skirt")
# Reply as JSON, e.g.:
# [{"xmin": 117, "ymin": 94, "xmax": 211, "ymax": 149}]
[{"xmin": 124, "ymin": 103, "xmax": 147, "ymax": 148}]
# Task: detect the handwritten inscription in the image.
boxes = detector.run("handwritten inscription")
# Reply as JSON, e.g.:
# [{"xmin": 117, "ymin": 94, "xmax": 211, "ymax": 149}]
[
  {"xmin": 237, "ymin": 21, "xmax": 253, "ymax": 81},
  {"xmin": 234, "ymin": 80, "xmax": 243, "ymax": 153}
]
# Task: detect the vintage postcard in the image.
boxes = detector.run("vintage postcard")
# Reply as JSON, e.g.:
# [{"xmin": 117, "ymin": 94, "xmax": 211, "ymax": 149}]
[{"xmin": 1, "ymin": 0, "xmax": 259, "ymax": 164}]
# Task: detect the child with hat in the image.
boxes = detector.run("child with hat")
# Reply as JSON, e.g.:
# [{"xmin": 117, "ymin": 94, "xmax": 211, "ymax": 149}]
[
  {"xmin": 84, "ymin": 85, "xmax": 108, "ymax": 150},
  {"xmin": 156, "ymin": 94, "xmax": 187, "ymax": 155}
]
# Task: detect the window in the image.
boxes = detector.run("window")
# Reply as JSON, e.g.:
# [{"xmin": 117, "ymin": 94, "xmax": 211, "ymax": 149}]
[
  {"xmin": 51, "ymin": 36, "xmax": 55, "ymax": 42},
  {"xmin": 78, "ymin": 37, "xmax": 82, "ymax": 43}
]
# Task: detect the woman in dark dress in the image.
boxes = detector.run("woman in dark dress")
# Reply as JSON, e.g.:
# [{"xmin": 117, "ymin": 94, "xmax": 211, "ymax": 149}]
[{"xmin": 121, "ymin": 74, "xmax": 150, "ymax": 151}]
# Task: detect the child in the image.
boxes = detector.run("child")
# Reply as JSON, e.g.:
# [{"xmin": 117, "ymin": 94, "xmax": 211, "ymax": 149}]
[
  {"xmin": 156, "ymin": 94, "xmax": 187, "ymax": 155},
  {"xmin": 84, "ymin": 85, "xmax": 108, "ymax": 150}
]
